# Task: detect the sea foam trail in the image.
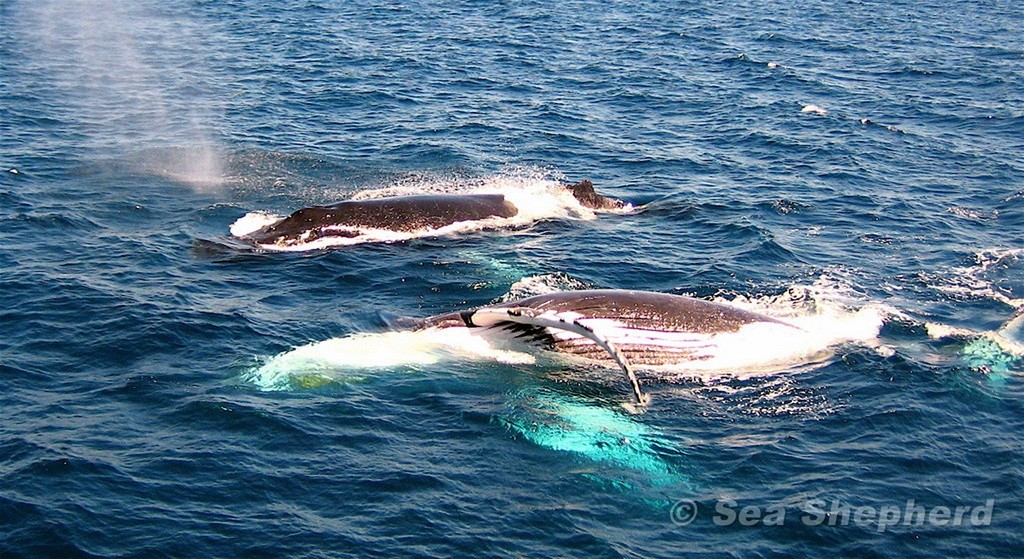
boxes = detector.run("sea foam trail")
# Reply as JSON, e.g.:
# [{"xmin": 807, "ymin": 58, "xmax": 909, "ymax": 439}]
[
  {"xmin": 928, "ymin": 248, "xmax": 1024, "ymax": 309},
  {"xmin": 918, "ymin": 248, "xmax": 1024, "ymax": 367},
  {"xmin": 230, "ymin": 174, "xmax": 632, "ymax": 250},
  {"xmin": 244, "ymin": 277, "xmax": 884, "ymax": 391}
]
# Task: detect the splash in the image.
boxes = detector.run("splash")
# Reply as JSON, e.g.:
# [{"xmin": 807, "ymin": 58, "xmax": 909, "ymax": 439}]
[
  {"xmin": 229, "ymin": 212, "xmax": 282, "ymax": 238},
  {"xmin": 921, "ymin": 249, "xmax": 1024, "ymax": 372},
  {"xmin": 497, "ymin": 272, "xmax": 596, "ymax": 301},
  {"xmin": 925, "ymin": 320, "xmax": 1024, "ymax": 373},
  {"xmin": 674, "ymin": 275, "xmax": 889, "ymax": 380},
  {"xmin": 928, "ymin": 249, "xmax": 1024, "ymax": 309}
]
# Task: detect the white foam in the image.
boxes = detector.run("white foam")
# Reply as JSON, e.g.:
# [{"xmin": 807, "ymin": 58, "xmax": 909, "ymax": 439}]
[
  {"xmin": 926, "ymin": 321, "xmax": 1024, "ymax": 358},
  {"xmin": 801, "ymin": 104, "xmax": 828, "ymax": 115},
  {"xmin": 500, "ymin": 273, "xmax": 593, "ymax": 301},
  {"xmin": 232, "ymin": 171, "xmax": 633, "ymax": 251},
  {"xmin": 907, "ymin": 249, "xmax": 1024, "ymax": 368},
  {"xmin": 1000, "ymin": 311, "xmax": 1024, "ymax": 341},
  {"xmin": 630, "ymin": 275, "xmax": 883, "ymax": 380},
  {"xmin": 927, "ymin": 248, "xmax": 1024, "ymax": 308},
  {"xmin": 229, "ymin": 211, "xmax": 283, "ymax": 237},
  {"xmin": 688, "ymin": 279, "xmax": 887, "ymax": 377},
  {"xmin": 925, "ymin": 322, "xmax": 973, "ymax": 340}
]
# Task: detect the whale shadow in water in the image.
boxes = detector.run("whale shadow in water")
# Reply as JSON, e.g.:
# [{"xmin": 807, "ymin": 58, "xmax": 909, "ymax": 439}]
[{"xmin": 234, "ymin": 180, "xmax": 625, "ymax": 249}]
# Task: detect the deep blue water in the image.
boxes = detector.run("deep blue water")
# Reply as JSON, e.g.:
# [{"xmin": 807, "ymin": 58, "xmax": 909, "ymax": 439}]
[{"xmin": 2, "ymin": 0, "xmax": 1024, "ymax": 556}]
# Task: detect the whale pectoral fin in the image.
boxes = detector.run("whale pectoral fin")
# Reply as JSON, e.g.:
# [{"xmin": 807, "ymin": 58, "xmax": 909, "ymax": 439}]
[{"xmin": 467, "ymin": 307, "xmax": 647, "ymax": 406}]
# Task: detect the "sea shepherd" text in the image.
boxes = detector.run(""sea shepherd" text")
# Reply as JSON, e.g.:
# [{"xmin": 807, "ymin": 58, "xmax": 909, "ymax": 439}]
[{"xmin": 670, "ymin": 498, "xmax": 995, "ymax": 532}]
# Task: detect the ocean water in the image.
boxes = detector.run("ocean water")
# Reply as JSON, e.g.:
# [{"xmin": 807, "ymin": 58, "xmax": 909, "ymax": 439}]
[{"xmin": 2, "ymin": 0, "xmax": 1023, "ymax": 556}]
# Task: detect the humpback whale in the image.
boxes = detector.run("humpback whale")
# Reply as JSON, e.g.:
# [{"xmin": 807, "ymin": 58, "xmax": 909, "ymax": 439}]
[
  {"xmin": 240, "ymin": 180, "xmax": 623, "ymax": 247},
  {"xmin": 410, "ymin": 289, "xmax": 799, "ymax": 405}
]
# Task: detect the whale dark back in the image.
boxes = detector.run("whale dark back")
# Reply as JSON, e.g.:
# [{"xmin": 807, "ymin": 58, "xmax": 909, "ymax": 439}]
[
  {"xmin": 323, "ymin": 194, "xmax": 518, "ymax": 231},
  {"xmin": 419, "ymin": 289, "xmax": 788, "ymax": 334},
  {"xmin": 497, "ymin": 290, "xmax": 786, "ymax": 333},
  {"xmin": 247, "ymin": 194, "xmax": 518, "ymax": 245}
]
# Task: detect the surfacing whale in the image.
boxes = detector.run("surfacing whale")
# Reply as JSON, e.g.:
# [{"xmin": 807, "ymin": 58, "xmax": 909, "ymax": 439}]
[
  {"xmin": 410, "ymin": 289, "xmax": 799, "ymax": 405},
  {"xmin": 241, "ymin": 180, "xmax": 623, "ymax": 247}
]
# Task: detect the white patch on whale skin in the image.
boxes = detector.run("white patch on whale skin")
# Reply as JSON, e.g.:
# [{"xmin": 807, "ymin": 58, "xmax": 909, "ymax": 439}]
[{"xmin": 538, "ymin": 316, "xmax": 717, "ymax": 353}]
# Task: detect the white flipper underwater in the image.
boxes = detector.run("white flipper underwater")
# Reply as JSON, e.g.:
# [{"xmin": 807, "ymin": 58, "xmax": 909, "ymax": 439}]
[{"xmin": 496, "ymin": 386, "xmax": 688, "ymax": 486}]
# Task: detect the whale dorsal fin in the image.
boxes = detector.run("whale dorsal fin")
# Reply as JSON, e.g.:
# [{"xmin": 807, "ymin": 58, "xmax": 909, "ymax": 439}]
[{"xmin": 464, "ymin": 307, "xmax": 647, "ymax": 406}]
